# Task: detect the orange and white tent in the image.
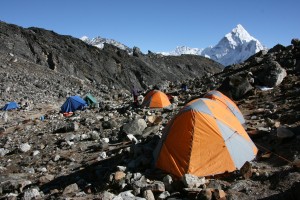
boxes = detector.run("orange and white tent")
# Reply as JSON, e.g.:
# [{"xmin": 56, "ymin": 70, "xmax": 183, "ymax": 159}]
[
  {"xmin": 153, "ymin": 98, "xmax": 257, "ymax": 178},
  {"xmin": 204, "ymin": 90, "xmax": 245, "ymax": 124},
  {"xmin": 141, "ymin": 90, "xmax": 171, "ymax": 108}
]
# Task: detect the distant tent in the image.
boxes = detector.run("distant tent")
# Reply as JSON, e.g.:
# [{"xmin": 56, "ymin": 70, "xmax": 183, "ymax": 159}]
[
  {"xmin": 85, "ymin": 93, "xmax": 98, "ymax": 107},
  {"xmin": 141, "ymin": 90, "xmax": 171, "ymax": 108},
  {"xmin": 61, "ymin": 96, "xmax": 87, "ymax": 113},
  {"xmin": 153, "ymin": 98, "xmax": 257, "ymax": 178},
  {"xmin": 1, "ymin": 102, "xmax": 19, "ymax": 111},
  {"xmin": 204, "ymin": 90, "xmax": 245, "ymax": 124}
]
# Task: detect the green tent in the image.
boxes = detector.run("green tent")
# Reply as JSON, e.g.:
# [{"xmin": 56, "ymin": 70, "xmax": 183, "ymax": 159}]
[{"xmin": 85, "ymin": 93, "xmax": 98, "ymax": 107}]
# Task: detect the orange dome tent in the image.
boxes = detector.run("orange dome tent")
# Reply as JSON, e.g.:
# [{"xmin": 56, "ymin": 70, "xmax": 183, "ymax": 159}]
[
  {"xmin": 141, "ymin": 90, "xmax": 171, "ymax": 108},
  {"xmin": 153, "ymin": 98, "xmax": 257, "ymax": 178},
  {"xmin": 204, "ymin": 90, "xmax": 245, "ymax": 124}
]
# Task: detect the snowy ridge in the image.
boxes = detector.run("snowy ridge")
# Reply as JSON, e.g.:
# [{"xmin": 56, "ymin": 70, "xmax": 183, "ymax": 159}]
[
  {"xmin": 80, "ymin": 36, "xmax": 132, "ymax": 53},
  {"xmin": 81, "ymin": 24, "xmax": 266, "ymax": 67},
  {"xmin": 160, "ymin": 24, "xmax": 266, "ymax": 66},
  {"xmin": 160, "ymin": 46, "xmax": 203, "ymax": 56}
]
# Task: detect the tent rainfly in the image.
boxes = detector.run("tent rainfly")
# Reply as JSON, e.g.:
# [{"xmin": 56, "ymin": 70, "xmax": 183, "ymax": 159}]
[
  {"xmin": 61, "ymin": 96, "xmax": 87, "ymax": 113},
  {"xmin": 141, "ymin": 90, "xmax": 171, "ymax": 108},
  {"xmin": 204, "ymin": 90, "xmax": 245, "ymax": 124},
  {"xmin": 85, "ymin": 93, "xmax": 98, "ymax": 107},
  {"xmin": 153, "ymin": 98, "xmax": 257, "ymax": 178},
  {"xmin": 1, "ymin": 102, "xmax": 19, "ymax": 111}
]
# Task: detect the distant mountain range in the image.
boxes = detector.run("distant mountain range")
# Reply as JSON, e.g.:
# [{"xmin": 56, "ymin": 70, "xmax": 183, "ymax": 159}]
[
  {"xmin": 80, "ymin": 24, "xmax": 266, "ymax": 66},
  {"xmin": 80, "ymin": 36, "xmax": 133, "ymax": 54}
]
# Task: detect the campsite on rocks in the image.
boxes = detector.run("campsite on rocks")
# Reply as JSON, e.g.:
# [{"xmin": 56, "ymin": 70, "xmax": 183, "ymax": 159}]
[{"xmin": 0, "ymin": 20, "xmax": 300, "ymax": 200}]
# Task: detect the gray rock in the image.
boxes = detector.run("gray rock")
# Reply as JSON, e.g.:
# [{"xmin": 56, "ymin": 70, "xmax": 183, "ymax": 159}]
[
  {"xmin": 142, "ymin": 126, "xmax": 160, "ymax": 138},
  {"xmin": 19, "ymin": 143, "xmax": 31, "ymax": 153},
  {"xmin": 116, "ymin": 166, "xmax": 127, "ymax": 172},
  {"xmin": 218, "ymin": 75, "xmax": 253, "ymax": 100},
  {"xmin": 63, "ymin": 183, "xmax": 79, "ymax": 195},
  {"xmin": 257, "ymin": 61, "xmax": 287, "ymax": 87},
  {"xmin": 115, "ymin": 190, "xmax": 141, "ymax": 200},
  {"xmin": 99, "ymin": 191, "xmax": 116, "ymax": 200},
  {"xmin": 0, "ymin": 148, "xmax": 9, "ymax": 157},
  {"xmin": 53, "ymin": 155, "xmax": 60, "ymax": 162},
  {"xmin": 122, "ymin": 118, "xmax": 147, "ymax": 136},
  {"xmin": 163, "ymin": 175, "xmax": 173, "ymax": 192},
  {"xmin": 182, "ymin": 174, "xmax": 206, "ymax": 188},
  {"xmin": 39, "ymin": 174, "xmax": 55, "ymax": 184},
  {"xmin": 32, "ymin": 150, "xmax": 40, "ymax": 156},
  {"xmin": 90, "ymin": 131, "xmax": 100, "ymax": 140},
  {"xmin": 0, "ymin": 127, "xmax": 5, "ymax": 134},
  {"xmin": 23, "ymin": 188, "xmax": 41, "ymax": 200},
  {"xmin": 143, "ymin": 190, "xmax": 155, "ymax": 200},
  {"xmin": 158, "ymin": 191, "xmax": 170, "ymax": 200},
  {"xmin": 145, "ymin": 181, "xmax": 165, "ymax": 192},
  {"xmin": 277, "ymin": 126, "xmax": 294, "ymax": 139}
]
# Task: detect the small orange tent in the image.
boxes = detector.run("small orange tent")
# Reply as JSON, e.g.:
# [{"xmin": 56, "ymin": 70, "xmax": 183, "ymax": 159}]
[
  {"xmin": 141, "ymin": 90, "xmax": 171, "ymax": 108},
  {"xmin": 204, "ymin": 90, "xmax": 245, "ymax": 124},
  {"xmin": 153, "ymin": 98, "xmax": 257, "ymax": 178}
]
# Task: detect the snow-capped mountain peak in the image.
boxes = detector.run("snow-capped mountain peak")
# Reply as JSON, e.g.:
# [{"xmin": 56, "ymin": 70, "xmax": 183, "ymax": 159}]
[
  {"xmin": 80, "ymin": 36, "xmax": 89, "ymax": 41},
  {"xmin": 229, "ymin": 24, "xmax": 252, "ymax": 41},
  {"xmin": 159, "ymin": 24, "xmax": 266, "ymax": 66},
  {"xmin": 81, "ymin": 24, "xmax": 266, "ymax": 67},
  {"xmin": 224, "ymin": 24, "xmax": 254, "ymax": 47},
  {"xmin": 204, "ymin": 24, "xmax": 266, "ymax": 66}
]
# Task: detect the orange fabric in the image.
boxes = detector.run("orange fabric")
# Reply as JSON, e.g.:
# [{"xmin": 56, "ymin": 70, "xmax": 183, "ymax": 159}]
[
  {"xmin": 202, "ymin": 99, "xmax": 246, "ymax": 139},
  {"xmin": 156, "ymin": 111, "xmax": 194, "ymax": 176},
  {"xmin": 188, "ymin": 111, "xmax": 235, "ymax": 176},
  {"xmin": 63, "ymin": 112, "xmax": 73, "ymax": 117},
  {"xmin": 155, "ymin": 98, "xmax": 258, "ymax": 178},
  {"xmin": 142, "ymin": 90, "xmax": 171, "ymax": 108},
  {"xmin": 205, "ymin": 90, "xmax": 242, "ymax": 117}
]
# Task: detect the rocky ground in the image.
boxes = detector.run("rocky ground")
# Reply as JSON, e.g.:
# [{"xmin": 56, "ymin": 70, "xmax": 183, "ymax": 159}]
[{"xmin": 1, "ymin": 36, "xmax": 300, "ymax": 199}]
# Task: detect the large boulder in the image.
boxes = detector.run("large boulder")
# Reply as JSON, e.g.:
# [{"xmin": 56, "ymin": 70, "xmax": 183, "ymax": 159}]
[
  {"xmin": 257, "ymin": 61, "xmax": 287, "ymax": 87},
  {"xmin": 218, "ymin": 75, "xmax": 253, "ymax": 100},
  {"xmin": 291, "ymin": 38, "xmax": 300, "ymax": 48}
]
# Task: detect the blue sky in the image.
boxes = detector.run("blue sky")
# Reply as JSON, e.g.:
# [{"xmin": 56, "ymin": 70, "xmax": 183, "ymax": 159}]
[{"xmin": 1, "ymin": 0, "xmax": 299, "ymax": 53}]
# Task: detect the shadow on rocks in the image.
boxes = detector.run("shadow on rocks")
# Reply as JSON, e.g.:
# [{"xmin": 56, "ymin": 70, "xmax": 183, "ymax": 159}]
[{"xmin": 39, "ymin": 154, "xmax": 124, "ymax": 196}]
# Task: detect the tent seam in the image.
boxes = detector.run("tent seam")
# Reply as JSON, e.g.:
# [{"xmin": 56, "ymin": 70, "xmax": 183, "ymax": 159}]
[{"xmin": 186, "ymin": 109, "xmax": 196, "ymax": 174}]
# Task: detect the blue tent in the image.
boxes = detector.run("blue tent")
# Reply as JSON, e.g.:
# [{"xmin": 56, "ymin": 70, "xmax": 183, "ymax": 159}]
[
  {"xmin": 60, "ymin": 96, "xmax": 87, "ymax": 113},
  {"xmin": 1, "ymin": 102, "xmax": 20, "ymax": 111}
]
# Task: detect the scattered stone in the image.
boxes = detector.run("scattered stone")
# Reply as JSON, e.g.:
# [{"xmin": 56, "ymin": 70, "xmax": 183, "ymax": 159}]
[
  {"xmin": 240, "ymin": 161, "xmax": 252, "ymax": 179},
  {"xmin": 182, "ymin": 174, "xmax": 206, "ymax": 188},
  {"xmin": 0, "ymin": 148, "xmax": 9, "ymax": 157},
  {"xmin": 39, "ymin": 174, "xmax": 55, "ymax": 184},
  {"xmin": 197, "ymin": 188, "xmax": 213, "ymax": 200},
  {"xmin": 213, "ymin": 189, "xmax": 226, "ymax": 199},
  {"xmin": 277, "ymin": 126, "xmax": 295, "ymax": 139},
  {"xmin": 114, "ymin": 171, "xmax": 126, "ymax": 181},
  {"xmin": 143, "ymin": 189, "xmax": 155, "ymax": 200},
  {"xmin": 63, "ymin": 183, "xmax": 79, "ymax": 195},
  {"xmin": 23, "ymin": 188, "xmax": 41, "ymax": 200},
  {"xmin": 53, "ymin": 155, "xmax": 60, "ymax": 162},
  {"xmin": 32, "ymin": 150, "xmax": 40, "ymax": 156},
  {"xmin": 99, "ymin": 191, "xmax": 116, "ymax": 199},
  {"xmin": 90, "ymin": 131, "xmax": 100, "ymax": 140},
  {"xmin": 145, "ymin": 181, "xmax": 165, "ymax": 192},
  {"xmin": 19, "ymin": 143, "xmax": 31, "ymax": 153},
  {"xmin": 158, "ymin": 191, "xmax": 170, "ymax": 200},
  {"xmin": 122, "ymin": 118, "xmax": 147, "ymax": 136}
]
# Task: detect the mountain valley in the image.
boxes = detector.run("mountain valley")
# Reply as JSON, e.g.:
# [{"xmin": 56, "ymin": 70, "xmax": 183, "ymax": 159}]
[{"xmin": 0, "ymin": 21, "xmax": 300, "ymax": 199}]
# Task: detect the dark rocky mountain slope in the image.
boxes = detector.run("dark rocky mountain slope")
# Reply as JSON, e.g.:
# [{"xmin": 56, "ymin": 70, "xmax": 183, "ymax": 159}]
[{"xmin": 0, "ymin": 21, "xmax": 222, "ymax": 90}]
